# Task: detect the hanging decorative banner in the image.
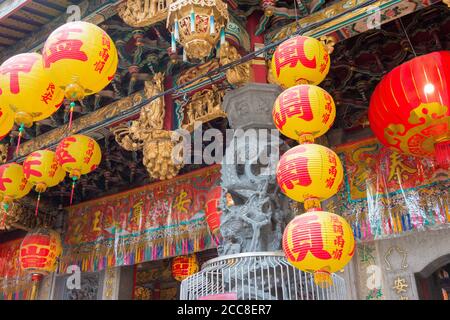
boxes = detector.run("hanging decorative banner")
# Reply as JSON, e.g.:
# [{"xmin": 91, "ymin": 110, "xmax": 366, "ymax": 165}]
[
  {"xmin": 335, "ymin": 137, "xmax": 450, "ymax": 242},
  {"xmin": 0, "ymin": 238, "xmax": 32, "ymax": 300},
  {"xmin": 60, "ymin": 165, "xmax": 221, "ymax": 273}
]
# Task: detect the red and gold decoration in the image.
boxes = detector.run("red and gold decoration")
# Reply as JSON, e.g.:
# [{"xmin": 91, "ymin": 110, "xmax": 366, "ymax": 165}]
[
  {"xmin": 55, "ymin": 134, "xmax": 102, "ymax": 205},
  {"xmin": 0, "ymin": 105, "xmax": 14, "ymax": 140},
  {"xmin": 0, "ymin": 163, "xmax": 31, "ymax": 211},
  {"xmin": 204, "ymin": 186, "xmax": 222, "ymax": 244},
  {"xmin": 271, "ymin": 36, "xmax": 354, "ymax": 287},
  {"xmin": 23, "ymin": 150, "xmax": 65, "ymax": 215},
  {"xmin": 19, "ymin": 228, "xmax": 62, "ymax": 300},
  {"xmin": 273, "ymin": 84, "xmax": 336, "ymax": 142},
  {"xmin": 369, "ymin": 51, "xmax": 450, "ymax": 168},
  {"xmin": 0, "ymin": 53, "xmax": 64, "ymax": 154},
  {"xmin": 42, "ymin": 21, "xmax": 118, "ymax": 128},
  {"xmin": 271, "ymin": 36, "xmax": 330, "ymax": 89},
  {"xmin": 171, "ymin": 254, "xmax": 199, "ymax": 281},
  {"xmin": 282, "ymin": 211, "xmax": 355, "ymax": 287},
  {"xmin": 167, "ymin": 0, "xmax": 229, "ymax": 60}
]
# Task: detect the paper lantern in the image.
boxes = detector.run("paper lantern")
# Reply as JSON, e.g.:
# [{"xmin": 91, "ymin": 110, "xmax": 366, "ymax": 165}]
[
  {"xmin": 283, "ymin": 211, "xmax": 355, "ymax": 287},
  {"xmin": 276, "ymin": 144, "xmax": 343, "ymax": 209},
  {"xmin": 172, "ymin": 255, "xmax": 199, "ymax": 281},
  {"xmin": 0, "ymin": 163, "xmax": 32, "ymax": 209},
  {"xmin": 42, "ymin": 21, "xmax": 118, "ymax": 101},
  {"xmin": 19, "ymin": 228, "xmax": 62, "ymax": 296},
  {"xmin": 56, "ymin": 134, "xmax": 101, "ymax": 179},
  {"xmin": 0, "ymin": 53, "xmax": 64, "ymax": 128},
  {"xmin": 24, "ymin": 150, "xmax": 65, "ymax": 193},
  {"xmin": 204, "ymin": 186, "xmax": 222, "ymax": 234},
  {"xmin": 271, "ymin": 36, "xmax": 330, "ymax": 89},
  {"xmin": 369, "ymin": 51, "xmax": 450, "ymax": 167},
  {"xmin": 0, "ymin": 105, "xmax": 14, "ymax": 139},
  {"xmin": 273, "ymin": 84, "xmax": 336, "ymax": 142}
]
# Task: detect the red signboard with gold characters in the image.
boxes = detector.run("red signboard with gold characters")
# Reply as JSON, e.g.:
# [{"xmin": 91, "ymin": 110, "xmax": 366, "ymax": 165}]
[
  {"xmin": 369, "ymin": 51, "xmax": 450, "ymax": 167},
  {"xmin": 282, "ymin": 211, "xmax": 355, "ymax": 288}
]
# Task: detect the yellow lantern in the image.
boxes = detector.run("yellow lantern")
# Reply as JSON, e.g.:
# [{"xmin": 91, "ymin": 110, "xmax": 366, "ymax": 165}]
[
  {"xmin": 0, "ymin": 53, "xmax": 64, "ymax": 128},
  {"xmin": 0, "ymin": 163, "xmax": 32, "ymax": 210},
  {"xmin": 283, "ymin": 211, "xmax": 355, "ymax": 288},
  {"xmin": 273, "ymin": 85, "xmax": 336, "ymax": 143},
  {"xmin": 172, "ymin": 254, "xmax": 199, "ymax": 282},
  {"xmin": 0, "ymin": 105, "xmax": 14, "ymax": 140},
  {"xmin": 42, "ymin": 21, "xmax": 118, "ymax": 100},
  {"xmin": 276, "ymin": 144, "xmax": 343, "ymax": 210},
  {"xmin": 23, "ymin": 150, "xmax": 65, "ymax": 193},
  {"xmin": 271, "ymin": 36, "xmax": 330, "ymax": 89},
  {"xmin": 55, "ymin": 134, "xmax": 101, "ymax": 205}
]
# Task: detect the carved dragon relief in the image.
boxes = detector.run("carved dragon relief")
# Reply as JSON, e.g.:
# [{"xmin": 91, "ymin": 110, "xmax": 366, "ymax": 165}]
[
  {"xmin": 113, "ymin": 73, "xmax": 184, "ymax": 180},
  {"xmin": 118, "ymin": 0, "xmax": 171, "ymax": 27}
]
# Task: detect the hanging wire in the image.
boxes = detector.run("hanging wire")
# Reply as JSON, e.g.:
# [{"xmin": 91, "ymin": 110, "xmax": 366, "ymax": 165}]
[
  {"xmin": 399, "ymin": 17, "xmax": 417, "ymax": 57},
  {"xmin": 11, "ymin": 0, "xmax": 381, "ymax": 163}
]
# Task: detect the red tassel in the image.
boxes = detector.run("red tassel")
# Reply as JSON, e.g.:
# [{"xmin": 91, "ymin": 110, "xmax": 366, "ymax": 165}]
[
  {"xmin": 435, "ymin": 140, "xmax": 450, "ymax": 169},
  {"xmin": 35, "ymin": 193, "xmax": 41, "ymax": 217},
  {"xmin": 68, "ymin": 102, "xmax": 75, "ymax": 130},
  {"xmin": 15, "ymin": 124, "xmax": 24, "ymax": 156},
  {"xmin": 70, "ymin": 177, "xmax": 77, "ymax": 206}
]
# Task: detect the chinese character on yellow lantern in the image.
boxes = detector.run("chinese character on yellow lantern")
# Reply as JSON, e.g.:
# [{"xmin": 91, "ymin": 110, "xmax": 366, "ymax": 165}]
[
  {"xmin": 271, "ymin": 36, "xmax": 330, "ymax": 89},
  {"xmin": 23, "ymin": 150, "xmax": 66, "ymax": 215},
  {"xmin": 0, "ymin": 163, "xmax": 32, "ymax": 211},
  {"xmin": 55, "ymin": 134, "xmax": 102, "ymax": 205},
  {"xmin": 0, "ymin": 105, "xmax": 14, "ymax": 140},
  {"xmin": 282, "ymin": 211, "xmax": 355, "ymax": 288},
  {"xmin": 172, "ymin": 254, "xmax": 199, "ymax": 282},
  {"xmin": 276, "ymin": 143, "xmax": 343, "ymax": 210},
  {"xmin": 273, "ymin": 84, "xmax": 336, "ymax": 143},
  {"xmin": 42, "ymin": 21, "xmax": 118, "ymax": 128}
]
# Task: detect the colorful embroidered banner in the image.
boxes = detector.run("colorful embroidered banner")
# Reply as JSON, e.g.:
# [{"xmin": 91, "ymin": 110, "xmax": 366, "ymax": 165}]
[
  {"xmin": 60, "ymin": 165, "xmax": 221, "ymax": 273},
  {"xmin": 0, "ymin": 238, "xmax": 32, "ymax": 299},
  {"xmin": 334, "ymin": 137, "xmax": 450, "ymax": 242}
]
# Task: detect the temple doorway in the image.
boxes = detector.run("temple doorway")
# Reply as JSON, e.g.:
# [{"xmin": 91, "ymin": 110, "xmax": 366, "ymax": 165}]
[{"xmin": 415, "ymin": 254, "xmax": 450, "ymax": 300}]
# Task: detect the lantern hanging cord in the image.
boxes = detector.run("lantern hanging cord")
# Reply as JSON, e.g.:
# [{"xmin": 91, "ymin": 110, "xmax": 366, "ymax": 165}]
[
  {"xmin": 11, "ymin": 0, "xmax": 380, "ymax": 162},
  {"xmin": 399, "ymin": 17, "xmax": 417, "ymax": 57}
]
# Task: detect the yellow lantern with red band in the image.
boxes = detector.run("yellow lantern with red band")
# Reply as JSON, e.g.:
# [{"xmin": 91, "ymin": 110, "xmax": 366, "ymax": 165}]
[
  {"xmin": 23, "ymin": 150, "xmax": 66, "ymax": 215},
  {"xmin": 42, "ymin": 21, "xmax": 118, "ymax": 129},
  {"xmin": 0, "ymin": 105, "xmax": 14, "ymax": 140},
  {"xmin": 273, "ymin": 84, "xmax": 336, "ymax": 143},
  {"xmin": 283, "ymin": 211, "xmax": 355, "ymax": 288},
  {"xmin": 276, "ymin": 144, "xmax": 343, "ymax": 211},
  {"xmin": 0, "ymin": 163, "xmax": 32, "ymax": 211},
  {"xmin": 55, "ymin": 134, "xmax": 102, "ymax": 205},
  {"xmin": 271, "ymin": 36, "xmax": 330, "ymax": 89},
  {"xmin": 0, "ymin": 53, "xmax": 64, "ymax": 154},
  {"xmin": 19, "ymin": 228, "xmax": 62, "ymax": 299},
  {"xmin": 172, "ymin": 254, "xmax": 199, "ymax": 282}
]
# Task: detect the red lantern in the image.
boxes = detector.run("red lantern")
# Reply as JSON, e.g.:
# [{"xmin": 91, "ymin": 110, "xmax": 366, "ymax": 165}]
[
  {"xmin": 204, "ymin": 186, "xmax": 222, "ymax": 235},
  {"xmin": 369, "ymin": 51, "xmax": 450, "ymax": 167},
  {"xmin": 171, "ymin": 254, "xmax": 199, "ymax": 282}
]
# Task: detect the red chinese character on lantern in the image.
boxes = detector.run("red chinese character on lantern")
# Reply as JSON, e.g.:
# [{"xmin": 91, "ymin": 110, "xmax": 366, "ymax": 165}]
[
  {"xmin": 320, "ymin": 54, "xmax": 329, "ymax": 73},
  {"xmin": 322, "ymin": 112, "xmax": 331, "ymax": 124},
  {"xmin": 274, "ymin": 37, "xmax": 317, "ymax": 77},
  {"xmin": 334, "ymin": 235, "xmax": 345, "ymax": 248},
  {"xmin": 286, "ymin": 215, "xmax": 332, "ymax": 262},
  {"xmin": 0, "ymin": 176, "xmax": 12, "ymax": 192},
  {"xmin": 325, "ymin": 177, "xmax": 335, "ymax": 189},
  {"xmin": 324, "ymin": 94, "xmax": 332, "ymax": 113},
  {"xmin": 274, "ymin": 86, "xmax": 314, "ymax": 130},
  {"xmin": 93, "ymin": 60, "xmax": 106, "ymax": 73},
  {"xmin": 329, "ymin": 166, "xmax": 337, "ymax": 177},
  {"xmin": 56, "ymin": 137, "xmax": 77, "ymax": 165},
  {"xmin": 102, "ymin": 33, "xmax": 111, "ymax": 49},
  {"xmin": 0, "ymin": 54, "xmax": 39, "ymax": 94},
  {"xmin": 332, "ymin": 248, "xmax": 343, "ymax": 260},
  {"xmin": 41, "ymin": 83, "xmax": 55, "ymax": 104},
  {"xmin": 333, "ymin": 223, "xmax": 344, "ymax": 234},
  {"xmin": 43, "ymin": 26, "xmax": 88, "ymax": 68},
  {"xmin": 23, "ymin": 153, "xmax": 43, "ymax": 179},
  {"xmin": 278, "ymin": 147, "xmax": 312, "ymax": 192}
]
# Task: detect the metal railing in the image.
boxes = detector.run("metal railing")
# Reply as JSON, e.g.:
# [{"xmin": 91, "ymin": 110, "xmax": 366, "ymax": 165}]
[{"xmin": 180, "ymin": 252, "xmax": 346, "ymax": 300}]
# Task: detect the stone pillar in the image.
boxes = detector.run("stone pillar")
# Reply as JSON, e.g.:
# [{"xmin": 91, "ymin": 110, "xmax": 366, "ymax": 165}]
[{"xmin": 219, "ymin": 83, "xmax": 292, "ymax": 255}]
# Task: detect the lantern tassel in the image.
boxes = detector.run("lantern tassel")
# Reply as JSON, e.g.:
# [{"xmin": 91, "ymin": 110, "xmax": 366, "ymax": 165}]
[
  {"xmin": 209, "ymin": 15, "xmax": 215, "ymax": 35},
  {"xmin": 174, "ymin": 19, "xmax": 179, "ymax": 41},
  {"xmin": 35, "ymin": 192, "xmax": 41, "ymax": 217},
  {"xmin": 70, "ymin": 177, "xmax": 78, "ymax": 206},
  {"xmin": 68, "ymin": 102, "xmax": 75, "ymax": 130},
  {"xmin": 171, "ymin": 32, "xmax": 176, "ymax": 54},
  {"xmin": 15, "ymin": 123, "xmax": 25, "ymax": 156}
]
